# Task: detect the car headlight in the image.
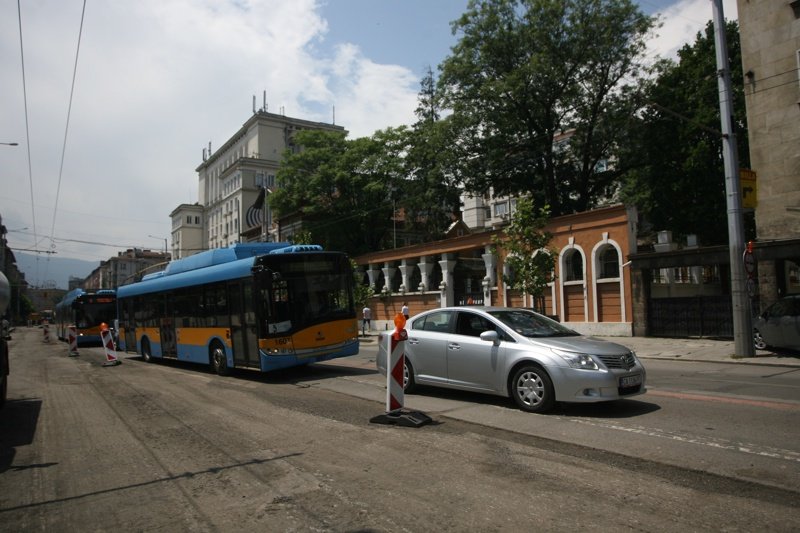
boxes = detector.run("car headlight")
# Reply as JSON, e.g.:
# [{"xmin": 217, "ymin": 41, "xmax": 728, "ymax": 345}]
[{"xmin": 551, "ymin": 348, "xmax": 600, "ymax": 370}]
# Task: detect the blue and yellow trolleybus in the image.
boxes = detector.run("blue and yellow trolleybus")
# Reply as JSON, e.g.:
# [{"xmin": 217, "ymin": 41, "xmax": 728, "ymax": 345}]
[
  {"xmin": 54, "ymin": 288, "xmax": 117, "ymax": 346},
  {"xmin": 116, "ymin": 243, "xmax": 359, "ymax": 374}
]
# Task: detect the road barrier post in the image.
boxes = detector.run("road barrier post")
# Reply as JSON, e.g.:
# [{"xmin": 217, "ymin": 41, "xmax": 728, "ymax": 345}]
[
  {"xmin": 370, "ymin": 313, "xmax": 431, "ymax": 427},
  {"xmin": 100, "ymin": 322, "xmax": 120, "ymax": 367},
  {"xmin": 68, "ymin": 325, "xmax": 79, "ymax": 356}
]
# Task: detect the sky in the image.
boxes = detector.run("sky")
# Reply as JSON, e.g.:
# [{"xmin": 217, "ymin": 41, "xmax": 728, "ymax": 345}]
[{"xmin": 0, "ymin": 0, "xmax": 738, "ymax": 287}]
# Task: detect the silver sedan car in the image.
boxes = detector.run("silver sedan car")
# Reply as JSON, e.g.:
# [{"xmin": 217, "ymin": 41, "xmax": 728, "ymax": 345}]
[
  {"xmin": 377, "ymin": 306, "xmax": 646, "ymax": 413},
  {"xmin": 753, "ymin": 295, "xmax": 800, "ymax": 351}
]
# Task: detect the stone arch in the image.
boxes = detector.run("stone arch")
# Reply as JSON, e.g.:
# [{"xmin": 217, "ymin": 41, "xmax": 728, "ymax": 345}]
[
  {"xmin": 558, "ymin": 240, "xmax": 587, "ymax": 322},
  {"xmin": 591, "ymin": 236, "xmax": 625, "ymax": 322}
]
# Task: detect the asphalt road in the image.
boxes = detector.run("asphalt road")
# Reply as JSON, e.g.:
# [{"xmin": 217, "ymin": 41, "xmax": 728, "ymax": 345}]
[{"xmin": 1, "ymin": 327, "xmax": 798, "ymax": 532}]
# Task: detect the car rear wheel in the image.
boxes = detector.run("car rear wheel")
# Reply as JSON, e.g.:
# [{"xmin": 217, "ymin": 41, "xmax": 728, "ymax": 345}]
[
  {"xmin": 753, "ymin": 329, "xmax": 767, "ymax": 350},
  {"xmin": 510, "ymin": 365, "xmax": 554, "ymax": 413},
  {"xmin": 403, "ymin": 359, "xmax": 416, "ymax": 393}
]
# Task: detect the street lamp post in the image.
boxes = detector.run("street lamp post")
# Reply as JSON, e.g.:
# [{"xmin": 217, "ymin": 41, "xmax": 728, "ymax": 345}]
[{"xmin": 148, "ymin": 234, "xmax": 168, "ymax": 256}]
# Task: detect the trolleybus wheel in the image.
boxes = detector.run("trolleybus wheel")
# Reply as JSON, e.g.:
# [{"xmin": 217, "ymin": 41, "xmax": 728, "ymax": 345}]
[
  {"xmin": 210, "ymin": 342, "xmax": 230, "ymax": 376},
  {"xmin": 141, "ymin": 338, "xmax": 153, "ymax": 363}
]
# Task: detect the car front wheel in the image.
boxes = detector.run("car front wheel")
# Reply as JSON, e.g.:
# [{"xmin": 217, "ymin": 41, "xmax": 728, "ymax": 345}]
[
  {"xmin": 753, "ymin": 329, "xmax": 767, "ymax": 350},
  {"xmin": 510, "ymin": 365, "xmax": 554, "ymax": 413}
]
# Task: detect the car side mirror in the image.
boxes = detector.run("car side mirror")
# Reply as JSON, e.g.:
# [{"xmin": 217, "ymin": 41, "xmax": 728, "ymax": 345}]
[{"xmin": 480, "ymin": 330, "xmax": 500, "ymax": 346}]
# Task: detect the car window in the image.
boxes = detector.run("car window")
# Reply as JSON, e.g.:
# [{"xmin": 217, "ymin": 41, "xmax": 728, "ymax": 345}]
[
  {"xmin": 455, "ymin": 312, "xmax": 496, "ymax": 338},
  {"xmin": 412, "ymin": 311, "xmax": 453, "ymax": 333},
  {"xmin": 488, "ymin": 309, "xmax": 579, "ymax": 338},
  {"xmin": 767, "ymin": 300, "xmax": 791, "ymax": 318}
]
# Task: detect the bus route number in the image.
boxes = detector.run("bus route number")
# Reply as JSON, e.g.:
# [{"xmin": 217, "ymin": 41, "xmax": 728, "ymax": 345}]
[{"xmin": 274, "ymin": 337, "xmax": 290, "ymax": 346}]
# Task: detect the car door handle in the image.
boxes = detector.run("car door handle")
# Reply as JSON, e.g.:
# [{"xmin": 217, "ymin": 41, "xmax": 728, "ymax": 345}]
[
  {"xmin": 408, "ymin": 338, "xmax": 420, "ymax": 344},
  {"xmin": 448, "ymin": 343, "xmax": 461, "ymax": 350}
]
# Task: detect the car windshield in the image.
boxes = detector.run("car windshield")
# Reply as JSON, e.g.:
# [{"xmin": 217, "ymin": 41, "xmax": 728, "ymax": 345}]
[{"xmin": 488, "ymin": 309, "xmax": 580, "ymax": 338}]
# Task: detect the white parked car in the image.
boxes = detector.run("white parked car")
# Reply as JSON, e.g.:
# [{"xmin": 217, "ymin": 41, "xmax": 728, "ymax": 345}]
[{"xmin": 377, "ymin": 306, "xmax": 646, "ymax": 413}]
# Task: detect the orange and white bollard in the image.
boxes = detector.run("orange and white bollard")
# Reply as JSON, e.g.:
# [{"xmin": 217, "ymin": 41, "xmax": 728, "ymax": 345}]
[
  {"xmin": 100, "ymin": 322, "xmax": 120, "ymax": 366},
  {"xmin": 68, "ymin": 325, "xmax": 79, "ymax": 356},
  {"xmin": 42, "ymin": 320, "xmax": 50, "ymax": 343},
  {"xmin": 370, "ymin": 313, "xmax": 431, "ymax": 427}
]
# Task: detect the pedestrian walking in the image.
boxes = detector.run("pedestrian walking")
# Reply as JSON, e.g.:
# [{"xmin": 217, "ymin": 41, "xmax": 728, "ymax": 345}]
[
  {"xmin": 362, "ymin": 305, "xmax": 371, "ymax": 336},
  {"xmin": 401, "ymin": 302, "xmax": 409, "ymax": 320}
]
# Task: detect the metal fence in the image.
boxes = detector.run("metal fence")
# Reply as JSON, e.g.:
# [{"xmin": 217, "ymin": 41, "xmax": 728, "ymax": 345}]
[{"xmin": 648, "ymin": 296, "xmax": 733, "ymax": 338}]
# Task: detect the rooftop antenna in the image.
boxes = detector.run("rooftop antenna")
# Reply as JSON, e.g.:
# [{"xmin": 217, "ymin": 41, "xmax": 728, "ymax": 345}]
[
  {"xmin": 252, "ymin": 95, "xmax": 256, "ymax": 113},
  {"xmin": 208, "ymin": 141, "xmax": 212, "ymax": 155},
  {"xmin": 332, "ymin": 105, "xmax": 335, "ymax": 125},
  {"xmin": 202, "ymin": 147, "xmax": 207, "ymax": 161},
  {"xmin": 263, "ymin": 90, "xmax": 267, "ymax": 112}
]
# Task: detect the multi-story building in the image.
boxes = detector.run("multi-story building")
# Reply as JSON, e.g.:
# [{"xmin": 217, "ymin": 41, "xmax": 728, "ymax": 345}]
[
  {"xmin": 84, "ymin": 248, "xmax": 170, "ymax": 289},
  {"xmin": 737, "ymin": 0, "xmax": 800, "ymax": 307},
  {"xmin": 170, "ymin": 203, "xmax": 204, "ymax": 260},
  {"xmin": 173, "ymin": 109, "xmax": 346, "ymax": 257}
]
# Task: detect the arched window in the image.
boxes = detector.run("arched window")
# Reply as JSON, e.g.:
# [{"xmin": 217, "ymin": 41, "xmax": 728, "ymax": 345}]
[
  {"xmin": 599, "ymin": 246, "xmax": 620, "ymax": 279},
  {"xmin": 564, "ymin": 250, "xmax": 583, "ymax": 281}
]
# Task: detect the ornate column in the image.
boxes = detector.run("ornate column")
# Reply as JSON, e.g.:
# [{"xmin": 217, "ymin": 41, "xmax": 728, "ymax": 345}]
[
  {"xmin": 381, "ymin": 262, "xmax": 397, "ymax": 293},
  {"xmin": 366, "ymin": 264, "xmax": 380, "ymax": 292},
  {"xmin": 418, "ymin": 255, "xmax": 434, "ymax": 292},
  {"xmin": 482, "ymin": 247, "xmax": 497, "ymax": 306},
  {"xmin": 438, "ymin": 254, "xmax": 457, "ymax": 307},
  {"xmin": 398, "ymin": 259, "xmax": 415, "ymax": 294}
]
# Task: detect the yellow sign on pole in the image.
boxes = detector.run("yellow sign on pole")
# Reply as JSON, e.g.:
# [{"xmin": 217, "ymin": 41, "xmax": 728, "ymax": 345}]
[{"xmin": 740, "ymin": 168, "xmax": 757, "ymax": 209}]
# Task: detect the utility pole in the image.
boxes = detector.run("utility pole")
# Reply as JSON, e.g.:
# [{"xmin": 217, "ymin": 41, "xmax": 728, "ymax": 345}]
[{"xmin": 712, "ymin": 0, "xmax": 754, "ymax": 356}]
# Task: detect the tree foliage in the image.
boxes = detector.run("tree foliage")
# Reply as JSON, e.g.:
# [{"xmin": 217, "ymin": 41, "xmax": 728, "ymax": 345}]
[
  {"xmin": 438, "ymin": 0, "xmax": 655, "ymax": 217},
  {"xmin": 400, "ymin": 67, "xmax": 463, "ymax": 239},
  {"xmin": 269, "ymin": 129, "xmax": 402, "ymax": 256},
  {"xmin": 492, "ymin": 197, "xmax": 555, "ymax": 304},
  {"xmin": 620, "ymin": 20, "xmax": 749, "ymax": 245}
]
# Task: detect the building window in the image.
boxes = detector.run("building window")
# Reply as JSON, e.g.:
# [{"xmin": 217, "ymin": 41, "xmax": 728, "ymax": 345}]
[
  {"xmin": 564, "ymin": 250, "xmax": 583, "ymax": 281},
  {"xmin": 493, "ymin": 202, "xmax": 508, "ymax": 218},
  {"xmin": 598, "ymin": 247, "xmax": 619, "ymax": 279}
]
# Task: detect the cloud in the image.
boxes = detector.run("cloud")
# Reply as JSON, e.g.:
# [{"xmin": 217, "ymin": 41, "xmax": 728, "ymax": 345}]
[
  {"xmin": 646, "ymin": 0, "xmax": 738, "ymax": 61},
  {"xmin": 1, "ymin": 0, "xmax": 422, "ymax": 268},
  {"xmin": 1, "ymin": 0, "xmax": 738, "ymax": 273}
]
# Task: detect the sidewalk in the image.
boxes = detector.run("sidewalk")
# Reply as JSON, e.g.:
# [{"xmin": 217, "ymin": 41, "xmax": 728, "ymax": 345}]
[
  {"xmin": 359, "ymin": 332, "xmax": 800, "ymax": 367},
  {"xmin": 596, "ymin": 336, "xmax": 800, "ymax": 367}
]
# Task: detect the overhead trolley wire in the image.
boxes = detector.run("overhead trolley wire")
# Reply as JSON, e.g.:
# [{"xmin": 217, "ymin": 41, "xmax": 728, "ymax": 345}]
[
  {"xmin": 16, "ymin": 0, "xmax": 39, "ymax": 256},
  {"xmin": 49, "ymin": 0, "xmax": 88, "ymax": 254}
]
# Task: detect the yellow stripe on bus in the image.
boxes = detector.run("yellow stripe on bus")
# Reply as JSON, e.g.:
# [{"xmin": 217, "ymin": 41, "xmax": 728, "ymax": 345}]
[{"xmin": 259, "ymin": 318, "xmax": 358, "ymax": 355}]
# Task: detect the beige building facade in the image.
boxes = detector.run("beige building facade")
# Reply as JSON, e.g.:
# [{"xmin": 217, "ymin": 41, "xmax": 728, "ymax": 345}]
[
  {"xmin": 177, "ymin": 110, "xmax": 345, "ymax": 257},
  {"xmin": 737, "ymin": 0, "xmax": 800, "ymax": 306}
]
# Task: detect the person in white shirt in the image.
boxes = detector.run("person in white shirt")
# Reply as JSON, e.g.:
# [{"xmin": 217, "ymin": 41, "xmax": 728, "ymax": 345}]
[{"xmin": 361, "ymin": 306, "xmax": 371, "ymax": 336}]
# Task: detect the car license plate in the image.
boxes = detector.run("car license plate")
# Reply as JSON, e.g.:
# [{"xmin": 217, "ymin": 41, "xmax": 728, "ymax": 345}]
[{"xmin": 619, "ymin": 374, "xmax": 642, "ymax": 388}]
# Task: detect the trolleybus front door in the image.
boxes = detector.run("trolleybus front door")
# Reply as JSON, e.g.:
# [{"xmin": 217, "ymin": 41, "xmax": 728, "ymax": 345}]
[{"xmin": 229, "ymin": 281, "xmax": 259, "ymax": 369}]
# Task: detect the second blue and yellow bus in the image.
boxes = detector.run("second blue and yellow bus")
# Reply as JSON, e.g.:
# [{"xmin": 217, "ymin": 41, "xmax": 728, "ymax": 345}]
[
  {"xmin": 116, "ymin": 242, "xmax": 359, "ymax": 374},
  {"xmin": 54, "ymin": 288, "xmax": 117, "ymax": 346}
]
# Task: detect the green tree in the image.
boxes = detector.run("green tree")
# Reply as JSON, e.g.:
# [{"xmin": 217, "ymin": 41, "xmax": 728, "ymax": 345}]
[
  {"xmin": 269, "ymin": 129, "xmax": 401, "ymax": 256},
  {"xmin": 400, "ymin": 67, "xmax": 462, "ymax": 240},
  {"xmin": 492, "ymin": 197, "xmax": 555, "ymax": 311},
  {"xmin": 350, "ymin": 259, "xmax": 373, "ymax": 312},
  {"xmin": 620, "ymin": 20, "xmax": 749, "ymax": 245},
  {"xmin": 439, "ymin": 0, "xmax": 655, "ymax": 216}
]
